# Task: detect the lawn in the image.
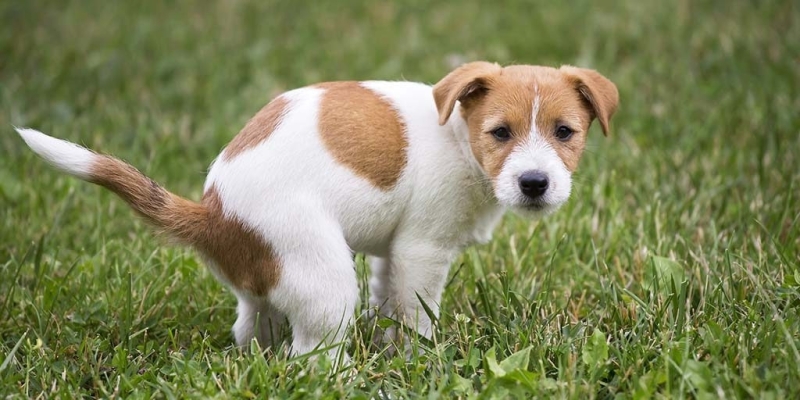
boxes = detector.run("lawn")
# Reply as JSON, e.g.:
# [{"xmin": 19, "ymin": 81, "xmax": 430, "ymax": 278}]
[{"xmin": 1, "ymin": 0, "xmax": 799, "ymax": 398}]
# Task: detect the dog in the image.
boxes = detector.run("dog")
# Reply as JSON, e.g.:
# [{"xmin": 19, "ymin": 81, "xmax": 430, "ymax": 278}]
[{"xmin": 17, "ymin": 61, "xmax": 618, "ymax": 360}]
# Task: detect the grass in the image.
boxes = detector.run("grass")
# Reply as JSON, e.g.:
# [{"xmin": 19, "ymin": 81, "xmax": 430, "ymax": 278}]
[{"xmin": 1, "ymin": 0, "xmax": 799, "ymax": 398}]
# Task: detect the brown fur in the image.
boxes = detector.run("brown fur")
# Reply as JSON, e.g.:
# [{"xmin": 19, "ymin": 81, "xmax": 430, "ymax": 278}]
[
  {"xmin": 197, "ymin": 187, "xmax": 279, "ymax": 296},
  {"xmin": 432, "ymin": 61, "xmax": 502, "ymax": 126},
  {"xmin": 530, "ymin": 69, "xmax": 594, "ymax": 172},
  {"xmin": 90, "ymin": 157, "xmax": 278, "ymax": 296},
  {"xmin": 90, "ymin": 156, "xmax": 206, "ymax": 241},
  {"xmin": 433, "ymin": 63, "xmax": 618, "ymax": 176},
  {"xmin": 317, "ymin": 82, "xmax": 408, "ymax": 191},
  {"xmin": 222, "ymin": 96, "xmax": 289, "ymax": 161},
  {"xmin": 560, "ymin": 66, "xmax": 619, "ymax": 136}
]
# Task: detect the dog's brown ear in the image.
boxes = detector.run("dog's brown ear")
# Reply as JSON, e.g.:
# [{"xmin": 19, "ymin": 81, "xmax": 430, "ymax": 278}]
[
  {"xmin": 433, "ymin": 61, "xmax": 502, "ymax": 126},
  {"xmin": 561, "ymin": 66, "xmax": 619, "ymax": 136}
]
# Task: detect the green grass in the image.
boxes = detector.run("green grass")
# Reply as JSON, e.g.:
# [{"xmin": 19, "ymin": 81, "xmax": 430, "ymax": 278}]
[{"xmin": 1, "ymin": 0, "xmax": 799, "ymax": 398}]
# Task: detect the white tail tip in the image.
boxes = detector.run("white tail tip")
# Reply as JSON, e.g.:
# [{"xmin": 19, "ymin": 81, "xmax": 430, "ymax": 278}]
[{"xmin": 16, "ymin": 127, "xmax": 96, "ymax": 179}]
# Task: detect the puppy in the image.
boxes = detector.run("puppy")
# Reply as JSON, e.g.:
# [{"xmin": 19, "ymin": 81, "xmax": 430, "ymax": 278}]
[{"xmin": 17, "ymin": 62, "xmax": 618, "ymax": 359}]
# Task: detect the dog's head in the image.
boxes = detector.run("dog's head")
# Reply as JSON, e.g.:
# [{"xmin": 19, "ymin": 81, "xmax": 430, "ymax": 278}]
[{"xmin": 433, "ymin": 62, "xmax": 618, "ymax": 216}]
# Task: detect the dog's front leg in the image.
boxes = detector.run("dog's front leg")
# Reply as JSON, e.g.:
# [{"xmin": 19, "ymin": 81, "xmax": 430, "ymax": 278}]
[{"xmin": 387, "ymin": 240, "xmax": 457, "ymax": 350}]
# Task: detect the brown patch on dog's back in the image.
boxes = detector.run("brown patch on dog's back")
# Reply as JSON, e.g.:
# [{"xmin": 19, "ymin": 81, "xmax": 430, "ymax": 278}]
[
  {"xmin": 318, "ymin": 82, "xmax": 408, "ymax": 190},
  {"xmin": 196, "ymin": 186, "xmax": 280, "ymax": 296},
  {"xmin": 222, "ymin": 96, "xmax": 289, "ymax": 161}
]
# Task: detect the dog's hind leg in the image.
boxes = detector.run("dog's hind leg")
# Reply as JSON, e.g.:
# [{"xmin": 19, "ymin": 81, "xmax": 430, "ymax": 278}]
[
  {"xmin": 233, "ymin": 293, "xmax": 288, "ymax": 350},
  {"xmin": 267, "ymin": 220, "xmax": 358, "ymax": 362}
]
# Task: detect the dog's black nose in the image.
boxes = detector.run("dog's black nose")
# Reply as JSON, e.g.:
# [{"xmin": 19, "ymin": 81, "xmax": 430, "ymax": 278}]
[{"xmin": 518, "ymin": 171, "xmax": 549, "ymax": 199}]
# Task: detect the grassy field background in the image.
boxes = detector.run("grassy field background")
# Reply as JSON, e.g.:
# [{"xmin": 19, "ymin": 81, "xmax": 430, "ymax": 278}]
[{"xmin": 1, "ymin": 0, "xmax": 799, "ymax": 398}]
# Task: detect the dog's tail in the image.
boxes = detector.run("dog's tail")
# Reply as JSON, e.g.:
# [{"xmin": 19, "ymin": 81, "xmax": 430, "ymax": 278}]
[{"xmin": 16, "ymin": 127, "xmax": 208, "ymax": 244}]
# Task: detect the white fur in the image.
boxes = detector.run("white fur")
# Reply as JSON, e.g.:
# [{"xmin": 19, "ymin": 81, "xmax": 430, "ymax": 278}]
[
  {"xmin": 15, "ymin": 128, "xmax": 96, "ymax": 179},
  {"xmin": 204, "ymin": 82, "xmax": 505, "ymax": 357},
  {"xmin": 531, "ymin": 89, "xmax": 541, "ymax": 126}
]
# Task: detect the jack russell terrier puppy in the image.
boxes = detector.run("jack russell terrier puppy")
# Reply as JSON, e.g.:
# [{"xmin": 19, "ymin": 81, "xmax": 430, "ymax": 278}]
[{"xmin": 17, "ymin": 62, "xmax": 618, "ymax": 359}]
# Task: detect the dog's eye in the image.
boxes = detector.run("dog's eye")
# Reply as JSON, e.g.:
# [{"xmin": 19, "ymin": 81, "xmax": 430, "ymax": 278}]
[
  {"xmin": 555, "ymin": 126, "xmax": 574, "ymax": 141},
  {"xmin": 491, "ymin": 126, "xmax": 511, "ymax": 142}
]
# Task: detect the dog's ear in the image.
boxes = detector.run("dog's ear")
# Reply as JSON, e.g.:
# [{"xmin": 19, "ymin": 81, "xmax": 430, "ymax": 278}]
[
  {"xmin": 433, "ymin": 61, "xmax": 502, "ymax": 126},
  {"xmin": 560, "ymin": 66, "xmax": 619, "ymax": 136}
]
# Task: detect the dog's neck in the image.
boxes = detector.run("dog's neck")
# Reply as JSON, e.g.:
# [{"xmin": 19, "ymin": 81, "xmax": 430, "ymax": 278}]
[
  {"xmin": 444, "ymin": 106, "xmax": 505, "ymax": 245},
  {"xmin": 445, "ymin": 105, "xmax": 485, "ymax": 181}
]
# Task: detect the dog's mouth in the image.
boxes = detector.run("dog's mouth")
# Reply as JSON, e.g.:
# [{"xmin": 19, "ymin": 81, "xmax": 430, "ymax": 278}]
[
  {"xmin": 509, "ymin": 197, "xmax": 561, "ymax": 217},
  {"xmin": 520, "ymin": 199, "xmax": 547, "ymax": 211}
]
